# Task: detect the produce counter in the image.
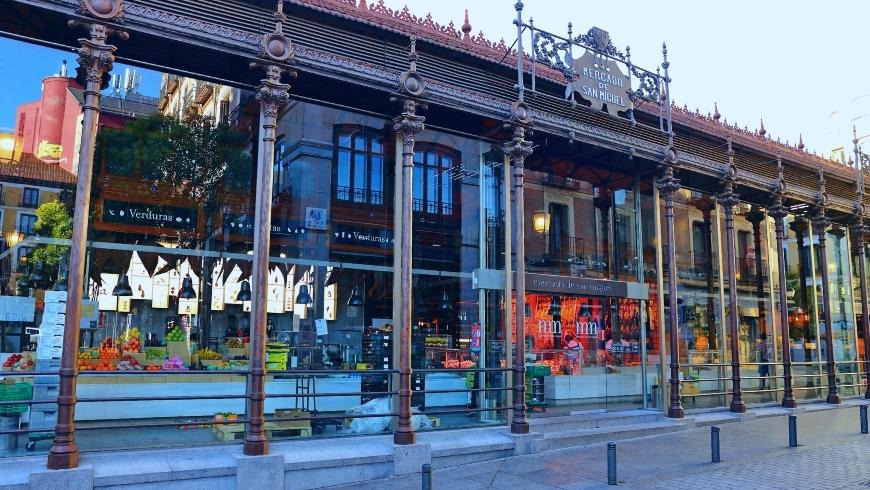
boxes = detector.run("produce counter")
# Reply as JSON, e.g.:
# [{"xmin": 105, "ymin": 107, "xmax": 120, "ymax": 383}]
[
  {"xmin": 74, "ymin": 374, "xmax": 362, "ymax": 421},
  {"xmin": 543, "ymin": 368, "xmax": 644, "ymax": 402}
]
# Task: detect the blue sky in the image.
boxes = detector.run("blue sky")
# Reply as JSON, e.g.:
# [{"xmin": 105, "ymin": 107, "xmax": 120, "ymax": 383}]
[
  {"xmin": 394, "ymin": 0, "xmax": 870, "ymax": 159},
  {"xmin": 0, "ymin": 37, "xmax": 160, "ymax": 132},
  {"xmin": 1, "ymin": 1, "xmax": 868, "ymax": 157}
]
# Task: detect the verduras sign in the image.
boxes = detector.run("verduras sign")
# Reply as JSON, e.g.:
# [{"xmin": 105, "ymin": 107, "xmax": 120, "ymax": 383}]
[
  {"xmin": 566, "ymin": 51, "xmax": 630, "ymax": 117},
  {"xmin": 102, "ymin": 200, "xmax": 198, "ymax": 231}
]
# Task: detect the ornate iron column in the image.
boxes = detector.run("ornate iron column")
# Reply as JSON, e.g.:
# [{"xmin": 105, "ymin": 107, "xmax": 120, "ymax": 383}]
[
  {"xmin": 745, "ymin": 207, "xmax": 767, "ymax": 332},
  {"xmin": 720, "ymin": 138, "xmax": 746, "ymax": 413},
  {"xmin": 505, "ymin": 102, "xmax": 533, "ymax": 434},
  {"xmin": 392, "ymin": 37, "xmax": 426, "ymax": 445},
  {"xmin": 244, "ymin": 1, "xmax": 293, "ymax": 456},
  {"xmin": 851, "ymin": 128, "xmax": 870, "ymax": 399},
  {"xmin": 48, "ymin": 1, "xmax": 127, "ymax": 470},
  {"xmin": 813, "ymin": 171, "xmax": 842, "ymax": 404},
  {"xmin": 658, "ymin": 145, "xmax": 684, "ymax": 418},
  {"xmin": 769, "ymin": 154, "xmax": 797, "ymax": 408}
]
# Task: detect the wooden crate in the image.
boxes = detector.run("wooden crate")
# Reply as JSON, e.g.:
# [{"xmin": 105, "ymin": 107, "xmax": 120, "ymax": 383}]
[
  {"xmin": 274, "ymin": 409, "xmax": 311, "ymax": 429},
  {"xmin": 266, "ymin": 422, "xmax": 311, "ymax": 438}
]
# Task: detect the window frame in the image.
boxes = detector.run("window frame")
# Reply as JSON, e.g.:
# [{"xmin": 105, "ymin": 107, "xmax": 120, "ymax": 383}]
[
  {"xmin": 21, "ymin": 187, "xmax": 39, "ymax": 208},
  {"xmin": 412, "ymin": 143, "xmax": 461, "ymax": 218},
  {"xmin": 332, "ymin": 126, "xmax": 386, "ymax": 206},
  {"xmin": 18, "ymin": 213, "xmax": 38, "ymax": 234}
]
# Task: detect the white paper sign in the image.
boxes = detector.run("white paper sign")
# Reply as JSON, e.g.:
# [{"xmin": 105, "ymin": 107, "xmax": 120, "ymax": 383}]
[{"xmin": 315, "ymin": 318, "xmax": 328, "ymax": 336}]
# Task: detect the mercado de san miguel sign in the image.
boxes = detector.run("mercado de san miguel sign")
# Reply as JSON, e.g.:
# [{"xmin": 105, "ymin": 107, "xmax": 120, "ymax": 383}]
[
  {"xmin": 565, "ymin": 50, "xmax": 630, "ymax": 117},
  {"xmin": 525, "ymin": 272, "xmax": 648, "ymax": 300}
]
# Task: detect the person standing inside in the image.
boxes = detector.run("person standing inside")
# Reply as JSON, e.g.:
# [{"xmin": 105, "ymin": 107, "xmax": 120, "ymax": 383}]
[
  {"xmin": 755, "ymin": 332, "xmax": 773, "ymax": 390},
  {"xmin": 563, "ymin": 334, "xmax": 583, "ymax": 375}
]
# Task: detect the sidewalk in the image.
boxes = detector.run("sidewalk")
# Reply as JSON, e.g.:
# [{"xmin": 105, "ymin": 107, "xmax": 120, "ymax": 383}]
[{"xmin": 335, "ymin": 400, "xmax": 870, "ymax": 489}]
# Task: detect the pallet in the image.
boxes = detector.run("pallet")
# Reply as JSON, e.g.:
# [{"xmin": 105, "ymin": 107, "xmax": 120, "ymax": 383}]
[
  {"xmin": 212, "ymin": 422, "xmax": 313, "ymax": 441},
  {"xmin": 213, "ymin": 423, "xmax": 245, "ymax": 441}
]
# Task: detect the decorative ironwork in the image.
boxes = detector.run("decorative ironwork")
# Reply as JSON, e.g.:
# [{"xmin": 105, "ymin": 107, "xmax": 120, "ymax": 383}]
[
  {"xmin": 853, "ymin": 126, "xmax": 870, "ymax": 400},
  {"xmin": 244, "ymin": 0, "xmax": 295, "ymax": 458},
  {"xmin": 49, "ymin": 8, "xmax": 128, "ymax": 471},
  {"xmin": 77, "ymin": 0, "xmax": 124, "ymax": 22},
  {"xmin": 392, "ymin": 36, "xmax": 426, "ymax": 445},
  {"xmin": 514, "ymin": 2, "xmax": 666, "ymax": 127},
  {"xmin": 718, "ymin": 138, "xmax": 745, "ymax": 413}
]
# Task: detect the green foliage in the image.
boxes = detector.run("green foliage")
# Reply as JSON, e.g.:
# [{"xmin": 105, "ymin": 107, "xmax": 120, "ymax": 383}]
[{"xmin": 29, "ymin": 200, "xmax": 72, "ymax": 268}]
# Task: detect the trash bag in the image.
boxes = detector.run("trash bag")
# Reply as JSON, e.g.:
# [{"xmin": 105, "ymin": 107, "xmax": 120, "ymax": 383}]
[
  {"xmin": 344, "ymin": 398, "xmax": 435, "ymax": 433},
  {"xmin": 346, "ymin": 397, "xmax": 391, "ymax": 434}
]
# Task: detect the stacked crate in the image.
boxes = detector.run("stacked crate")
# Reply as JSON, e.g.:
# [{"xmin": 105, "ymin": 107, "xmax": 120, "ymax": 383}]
[{"xmin": 29, "ymin": 291, "xmax": 65, "ymax": 448}]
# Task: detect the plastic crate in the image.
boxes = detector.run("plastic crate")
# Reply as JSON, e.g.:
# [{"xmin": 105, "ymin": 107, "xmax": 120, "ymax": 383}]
[
  {"xmin": 525, "ymin": 364, "xmax": 551, "ymax": 378},
  {"xmin": 0, "ymin": 383, "xmax": 32, "ymax": 415}
]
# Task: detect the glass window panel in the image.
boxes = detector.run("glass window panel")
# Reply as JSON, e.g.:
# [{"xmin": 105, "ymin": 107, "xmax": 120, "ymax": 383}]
[
  {"xmin": 337, "ymin": 149, "xmax": 350, "ymax": 200},
  {"xmin": 353, "ymin": 152, "xmax": 367, "ymax": 202},
  {"xmin": 354, "ymin": 135, "xmax": 366, "ymax": 151}
]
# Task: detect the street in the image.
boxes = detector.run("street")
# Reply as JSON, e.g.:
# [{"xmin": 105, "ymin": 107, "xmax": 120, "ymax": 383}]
[{"xmin": 339, "ymin": 404, "xmax": 870, "ymax": 489}]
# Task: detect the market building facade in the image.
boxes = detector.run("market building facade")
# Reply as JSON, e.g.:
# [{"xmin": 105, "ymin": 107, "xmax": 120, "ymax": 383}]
[{"xmin": 0, "ymin": 0, "xmax": 868, "ymax": 480}]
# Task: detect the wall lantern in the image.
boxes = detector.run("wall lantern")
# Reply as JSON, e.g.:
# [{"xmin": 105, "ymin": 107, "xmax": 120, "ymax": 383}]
[{"xmin": 532, "ymin": 210, "xmax": 550, "ymax": 235}]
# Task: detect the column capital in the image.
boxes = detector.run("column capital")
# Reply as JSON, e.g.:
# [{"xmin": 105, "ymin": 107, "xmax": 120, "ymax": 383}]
[
  {"xmin": 812, "ymin": 211, "xmax": 830, "ymax": 237},
  {"xmin": 503, "ymin": 123, "xmax": 533, "ymax": 168}
]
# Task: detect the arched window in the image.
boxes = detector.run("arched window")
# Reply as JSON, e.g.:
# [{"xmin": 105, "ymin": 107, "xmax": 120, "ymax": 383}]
[
  {"xmin": 334, "ymin": 127, "xmax": 384, "ymax": 205},
  {"xmin": 413, "ymin": 145, "xmax": 459, "ymax": 216}
]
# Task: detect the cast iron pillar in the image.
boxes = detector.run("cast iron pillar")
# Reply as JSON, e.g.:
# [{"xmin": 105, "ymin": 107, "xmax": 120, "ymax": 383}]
[
  {"xmin": 813, "ymin": 171, "xmax": 842, "ymax": 404},
  {"xmin": 658, "ymin": 145, "xmax": 684, "ymax": 418},
  {"xmin": 851, "ymin": 128, "xmax": 870, "ymax": 399},
  {"xmin": 49, "ymin": 2, "xmax": 127, "ymax": 470},
  {"xmin": 244, "ymin": 1, "xmax": 294, "ymax": 456},
  {"xmin": 392, "ymin": 37, "xmax": 426, "ymax": 445},
  {"xmin": 769, "ymin": 154, "xmax": 796, "ymax": 408},
  {"xmin": 745, "ymin": 207, "xmax": 767, "ymax": 333},
  {"xmin": 505, "ymin": 101, "xmax": 533, "ymax": 434},
  {"xmin": 720, "ymin": 138, "xmax": 746, "ymax": 413}
]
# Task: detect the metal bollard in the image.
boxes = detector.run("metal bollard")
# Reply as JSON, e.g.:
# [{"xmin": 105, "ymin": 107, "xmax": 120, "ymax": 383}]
[
  {"xmin": 422, "ymin": 463, "xmax": 432, "ymax": 490},
  {"xmin": 607, "ymin": 441, "xmax": 617, "ymax": 485},
  {"xmin": 711, "ymin": 426, "xmax": 721, "ymax": 463},
  {"xmin": 788, "ymin": 415, "xmax": 797, "ymax": 448},
  {"xmin": 861, "ymin": 405, "xmax": 868, "ymax": 435}
]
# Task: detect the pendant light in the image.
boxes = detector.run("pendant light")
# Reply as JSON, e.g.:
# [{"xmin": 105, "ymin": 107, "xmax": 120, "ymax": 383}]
[
  {"xmin": 440, "ymin": 289, "xmax": 451, "ymax": 311},
  {"xmin": 179, "ymin": 273, "xmax": 197, "ymax": 299},
  {"xmin": 295, "ymin": 284, "xmax": 313, "ymax": 305},
  {"xmin": 548, "ymin": 296, "xmax": 562, "ymax": 317},
  {"xmin": 347, "ymin": 286, "xmax": 365, "ymax": 307},
  {"xmin": 112, "ymin": 273, "xmax": 133, "ymax": 297},
  {"xmin": 236, "ymin": 279, "xmax": 252, "ymax": 302}
]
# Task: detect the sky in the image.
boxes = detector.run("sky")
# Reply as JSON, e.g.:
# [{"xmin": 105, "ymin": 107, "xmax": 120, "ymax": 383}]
[
  {"xmin": 1, "ymin": 1, "xmax": 868, "ymax": 158},
  {"xmin": 386, "ymin": 0, "xmax": 870, "ymax": 159}
]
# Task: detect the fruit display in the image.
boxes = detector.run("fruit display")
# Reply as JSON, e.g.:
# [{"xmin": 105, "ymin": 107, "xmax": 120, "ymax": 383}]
[
  {"xmin": 119, "ymin": 327, "xmax": 140, "ymax": 343},
  {"xmin": 3, "ymin": 354, "xmax": 34, "ymax": 371},
  {"xmin": 145, "ymin": 348, "xmax": 166, "ymax": 360},
  {"xmin": 78, "ymin": 350, "xmax": 98, "ymax": 360},
  {"xmin": 226, "ymin": 338, "xmax": 245, "ymax": 349},
  {"xmin": 443, "ymin": 359, "xmax": 476, "ymax": 369},
  {"xmin": 166, "ymin": 326, "xmax": 186, "ymax": 342},
  {"xmin": 424, "ymin": 336, "xmax": 449, "ymax": 348},
  {"xmin": 117, "ymin": 355, "xmax": 144, "ymax": 371},
  {"xmin": 162, "ymin": 355, "xmax": 187, "ymax": 370},
  {"xmin": 196, "ymin": 348, "xmax": 221, "ymax": 361},
  {"xmin": 99, "ymin": 346, "xmax": 121, "ymax": 360},
  {"xmin": 92, "ymin": 359, "xmax": 117, "ymax": 371},
  {"xmin": 145, "ymin": 364, "xmax": 162, "ymax": 371}
]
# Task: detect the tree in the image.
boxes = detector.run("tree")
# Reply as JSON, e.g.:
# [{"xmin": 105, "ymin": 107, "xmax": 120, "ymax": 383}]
[{"xmin": 30, "ymin": 200, "xmax": 73, "ymax": 271}]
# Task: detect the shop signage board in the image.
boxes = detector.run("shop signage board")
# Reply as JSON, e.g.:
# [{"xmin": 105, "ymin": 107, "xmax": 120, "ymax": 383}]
[
  {"xmin": 305, "ymin": 207, "xmax": 328, "ymax": 230},
  {"xmin": 102, "ymin": 200, "xmax": 198, "ymax": 231},
  {"xmin": 565, "ymin": 50, "xmax": 630, "ymax": 117},
  {"xmin": 524, "ymin": 272, "xmax": 648, "ymax": 300},
  {"xmin": 223, "ymin": 213, "xmax": 307, "ymax": 238},
  {"xmin": 332, "ymin": 225, "xmax": 394, "ymax": 249}
]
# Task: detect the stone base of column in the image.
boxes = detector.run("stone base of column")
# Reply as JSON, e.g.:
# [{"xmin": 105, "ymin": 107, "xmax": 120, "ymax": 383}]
[
  {"xmin": 393, "ymin": 443, "xmax": 431, "ymax": 476},
  {"xmin": 235, "ymin": 454, "xmax": 283, "ymax": 490},
  {"xmin": 730, "ymin": 400, "xmax": 746, "ymax": 413},
  {"xmin": 30, "ymin": 464, "xmax": 92, "ymax": 490}
]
